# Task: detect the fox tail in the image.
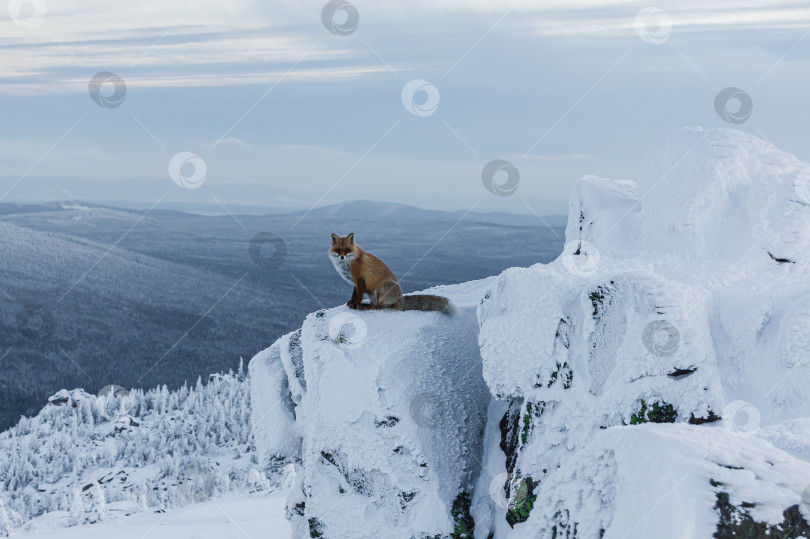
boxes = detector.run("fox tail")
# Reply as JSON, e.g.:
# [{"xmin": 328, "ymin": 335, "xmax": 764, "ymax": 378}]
[{"xmin": 396, "ymin": 294, "xmax": 457, "ymax": 316}]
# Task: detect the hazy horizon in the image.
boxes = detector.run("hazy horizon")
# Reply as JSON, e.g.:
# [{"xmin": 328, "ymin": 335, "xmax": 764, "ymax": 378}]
[{"xmin": 0, "ymin": 182, "xmax": 573, "ymax": 218}]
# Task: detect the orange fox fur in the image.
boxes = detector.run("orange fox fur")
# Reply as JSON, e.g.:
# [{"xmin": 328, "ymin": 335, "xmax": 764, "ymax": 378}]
[{"xmin": 329, "ymin": 233, "xmax": 454, "ymax": 315}]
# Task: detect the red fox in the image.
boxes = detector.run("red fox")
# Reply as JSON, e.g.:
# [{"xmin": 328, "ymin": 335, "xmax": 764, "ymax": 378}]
[{"xmin": 329, "ymin": 233, "xmax": 455, "ymax": 315}]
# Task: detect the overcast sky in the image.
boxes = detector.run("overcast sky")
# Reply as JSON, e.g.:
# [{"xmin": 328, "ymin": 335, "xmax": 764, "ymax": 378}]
[{"xmin": 0, "ymin": 0, "xmax": 808, "ymax": 214}]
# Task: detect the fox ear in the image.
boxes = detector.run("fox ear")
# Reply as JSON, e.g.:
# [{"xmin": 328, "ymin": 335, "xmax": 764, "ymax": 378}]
[
  {"xmin": 347, "ymin": 233, "xmax": 355, "ymax": 245},
  {"xmin": 331, "ymin": 233, "xmax": 339, "ymax": 245}
]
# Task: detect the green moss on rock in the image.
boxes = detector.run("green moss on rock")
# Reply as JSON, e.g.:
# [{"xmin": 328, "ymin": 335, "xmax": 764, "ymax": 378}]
[
  {"xmin": 713, "ymin": 480, "xmax": 810, "ymax": 538},
  {"xmin": 451, "ymin": 491, "xmax": 475, "ymax": 538},
  {"xmin": 521, "ymin": 404, "xmax": 533, "ymax": 445},
  {"xmin": 521, "ymin": 401, "xmax": 553, "ymax": 445},
  {"xmin": 588, "ymin": 282, "xmax": 615, "ymax": 317},
  {"xmin": 500, "ymin": 400, "xmax": 522, "ymax": 474},
  {"xmin": 630, "ymin": 399, "xmax": 677, "ymax": 424},
  {"xmin": 549, "ymin": 362, "xmax": 573, "ymax": 389},
  {"xmin": 506, "ymin": 477, "xmax": 537, "ymax": 527},
  {"xmin": 417, "ymin": 493, "xmax": 476, "ymax": 539},
  {"xmin": 308, "ymin": 517, "xmax": 324, "ymax": 538},
  {"xmin": 589, "ymin": 290, "xmax": 605, "ymax": 316}
]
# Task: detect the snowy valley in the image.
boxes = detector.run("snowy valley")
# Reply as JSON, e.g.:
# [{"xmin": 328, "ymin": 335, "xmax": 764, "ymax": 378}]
[{"xmin": 4, "ymin": 127, "xmax": 810, "ymax": 538}]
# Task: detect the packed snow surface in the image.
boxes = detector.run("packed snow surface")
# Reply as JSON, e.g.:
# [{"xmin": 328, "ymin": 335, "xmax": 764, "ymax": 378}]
[{"xmin": 12, "ymin": 490, "xmax": 291, "ymax": 539}]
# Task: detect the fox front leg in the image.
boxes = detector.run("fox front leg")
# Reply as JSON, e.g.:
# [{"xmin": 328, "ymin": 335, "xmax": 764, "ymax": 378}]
[
  {"xmin": 347, "ymin": 278, "xmax": 367, "ymax": 309},
  {"xmin": 347, "ymin": 286, "xmax": 360, "ymax": 308}
]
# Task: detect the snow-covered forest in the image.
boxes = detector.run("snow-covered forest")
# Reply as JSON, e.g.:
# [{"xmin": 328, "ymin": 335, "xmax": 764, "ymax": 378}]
[{"xmin": 0, "ymin": 364, "xmax": 281, "ymax": 536}]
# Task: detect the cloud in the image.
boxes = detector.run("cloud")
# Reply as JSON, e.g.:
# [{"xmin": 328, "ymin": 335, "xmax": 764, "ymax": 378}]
[
  {"xmin": 2, "ymin": 0, "xmax": 808, "ymax": 94},
  {"xmin": 0, "ymin": 25, "xmax": 393, "ymax": 94},
  {"xmin": 527, "ymin": 3, "xmax": 810, "ymax": 37}
]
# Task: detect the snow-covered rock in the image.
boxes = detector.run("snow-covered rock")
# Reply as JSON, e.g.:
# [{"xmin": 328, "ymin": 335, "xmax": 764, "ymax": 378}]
[
  {"xmin": 249, "ymin": 335, "xmax": 302, "ymax": 473},
  {"xmin": 250, "ymin": 279, "xmax": 493, "ymax": 538},
  {"xmin": 253, "ymin": 127, "xmax": 810, "ymax": 538},
  {"xmin": 510, "ymin": 424, "xmax": 810, "ymax": 539},
  {"xmin": 475, "ymin": 127, "xmax": 810, "ymax": 537}
]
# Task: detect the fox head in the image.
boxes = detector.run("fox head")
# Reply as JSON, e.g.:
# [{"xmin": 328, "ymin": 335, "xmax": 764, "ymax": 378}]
[{"xmin": 330, "ymin": 233, "xmax": 357, "ymax": 261}]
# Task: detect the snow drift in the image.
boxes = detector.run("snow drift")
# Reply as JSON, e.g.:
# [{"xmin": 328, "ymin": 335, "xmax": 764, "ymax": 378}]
[{"xmin": 251, "ymin": 127, "xmax": 810, "ymax": 538}]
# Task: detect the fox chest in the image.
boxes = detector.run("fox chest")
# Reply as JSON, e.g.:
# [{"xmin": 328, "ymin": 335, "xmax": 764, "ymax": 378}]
[{"xmin": 331, "ymin": 257, "xmax": 356, "ymax": 285}]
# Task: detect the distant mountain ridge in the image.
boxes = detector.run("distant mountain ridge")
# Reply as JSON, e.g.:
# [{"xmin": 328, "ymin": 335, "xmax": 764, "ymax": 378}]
[
  {"xmin": 0, "ymin": 173, "xmax": 567, "ymax": 223},
  {"xmin": 0, "ymin": 198, "xmax": 567, "ymax": 227}
]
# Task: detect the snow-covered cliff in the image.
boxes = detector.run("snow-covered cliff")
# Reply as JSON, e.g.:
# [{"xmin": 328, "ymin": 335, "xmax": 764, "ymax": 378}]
[
  {"xmin": 250, "ymin": 279, "xmax": 492, "ymax": 537},
  {"xmin": 251, "ymin": 127, "xmax": 810, "ymax": 538}
]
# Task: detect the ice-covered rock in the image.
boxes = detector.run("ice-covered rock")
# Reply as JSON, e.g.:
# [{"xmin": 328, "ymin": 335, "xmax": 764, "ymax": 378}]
[
  {"xmin": 510, "ymin": 424, "xmax": 810, "ymax": 538},
  {"xmin": 250, "ymin": 280, "xmax": 492, "ymax": 538},
  {"xmin": 47, "ymin": 389, "xmax": 94, "ymax": 407},
  {"xmin": 475, "ymin": 127, "xmax": 810, "ymax": 537},
  {"xmin": 249, "ymin": 334, "xmax": 302, "ymax": 473}
]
